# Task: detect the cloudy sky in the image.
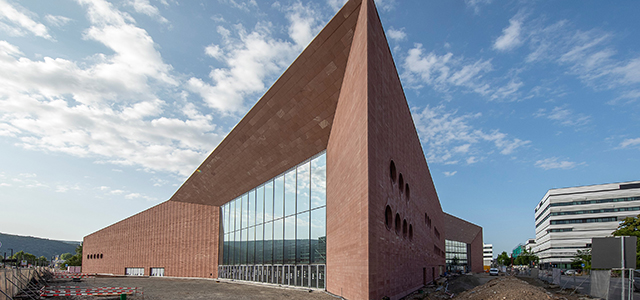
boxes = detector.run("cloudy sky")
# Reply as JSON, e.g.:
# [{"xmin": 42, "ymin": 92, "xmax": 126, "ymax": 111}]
[{"xmin": 1, "ymin": 0, "xmax": 639, "ymax": 256}]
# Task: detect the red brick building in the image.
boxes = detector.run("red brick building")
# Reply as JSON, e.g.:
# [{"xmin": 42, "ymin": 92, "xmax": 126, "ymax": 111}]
[
  {"xmin": 443, "ymin": 213, "xmax": 484, "ymax": 274},
  {"xmin": 83, "ymin": 0, "xmax": 481, "ymax": 299}
]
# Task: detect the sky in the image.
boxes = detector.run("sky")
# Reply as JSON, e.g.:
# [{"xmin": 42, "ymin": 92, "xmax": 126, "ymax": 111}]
[{"xmin": 0, "ymin": 0, "xmax": 639, "ymax": 257}]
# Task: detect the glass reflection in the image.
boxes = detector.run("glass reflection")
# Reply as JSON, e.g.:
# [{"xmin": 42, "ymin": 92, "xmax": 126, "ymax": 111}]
[
  {"xmin": 297, "ymin": 212, "xmax": 310, "ymax": 264},
  {"xmin": 264, "ymin": 221, "xmax": 273, "ymax": 264},
  {"xmin": 274, "ymin": 176, "xmax": 284, "ymax": 219},
  {"xmin": 284, "ymin": 169, "xmax": 296, "ymax": 217},
  {"xmin": 248, "ymin": 191, "xmax": 255, "ymax": 227},
  {"xmin": 265, "ymin": 181, "xmax": 274, "ymax": 222},
  {"xmin": 311, "ymin": 154, "xmax": 326, "ymax": 209},
  {"xmin": 284, "ymin": 216, "xmax": 296, "ymax": 264},
  {"xmin": 297, "ymin": 161, "xmax": 310, "ymax": 213},
  {"xmin": 220, "ymin": 152, "xmax": 326, "ymax": 288},
  {"xmin": 273, "ymin": 218, "xmax": 284, "ymax": 264},
  {"xmin": 310, "ymin": 207, "xmax": 326, "ymax": 264},
  {"xmin": 256, "ymin": 186, "xmax": 264, "ymax": 224}
]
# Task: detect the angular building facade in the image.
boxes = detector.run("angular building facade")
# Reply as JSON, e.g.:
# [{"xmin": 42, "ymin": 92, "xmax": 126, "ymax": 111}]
[
  {"xmin": 83, "ymin": 0, "xmax": 456, "ymax": 299},
  {"xmin": 534, "ymin": 180, "xmax": 640, "ymax": 269},
  {"xmin": 442, "ymin": 213, "xmax": 484, "ymax": 274}
]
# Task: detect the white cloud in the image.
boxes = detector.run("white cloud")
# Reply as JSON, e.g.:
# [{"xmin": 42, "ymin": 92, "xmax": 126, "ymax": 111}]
[
  {"xmin": 534, "ymin": 106, "xmax": 590, "ymax": 127},
  {"xmin": 387, "ymin": 27, "xmax": 406, "ymax": 42},
  {"xmin": 327, "ymin": 0, "xmax": 394, "ymax": 12},
  {"xmin": 219, "ymin": 0, "xmax": 258, "ymax": 12},
  {"xmin": 402, "ymin": 44, "xmax": 493, "ymax": 96},
  {"xmin": 443, "ymin": 171, "xmax": 457, "ymax": 177},
  {"xmin": 524, "ymin": 20, "xmax": 640, "ymax": 98},
  {"xmin": 620, "ymin": 138, "xmax": 640, "ymax": 149},
  {"xmin": 44, "ymin": 15, "xmax": 72, "ymax": 27},
  {"xmin": 326, "ymin": 0, "xmax": 346, "ymax": 12},
  {"xmin": 493, "ymin": 14, "xmax": 524, "ymax": 52},
  {"xmin": 465, "ymin": 0, "xmax": 492, "ymax": 14},
  {"xmin": 0, "ymin": 183, "xmax": 11, "ymax": 187},
  {"xmin": 0, "ymin": 1, "xmax": 224, "ymax": 177},
  {"xmin": 56, "ymin": 185, "xmax": 80, "ymax": 193},
  {"xmin": 189, "ymin": 3, "xmax": 324, "ymax": 113},
  {"xmin": 127, "ymin": 0, "xmax": 168, "ymax": 23},
  {"xmin": 0, "ymin": 0, "xmax": 53, "ymax": 40},
  {"xmin": 205, "ymin": 44, "xmax": 224, "ymax": 60},
  {"xmin": 412, "ymin": 105, "xmax": 530, "ymax": 164},
  {"xmin": 535, "ymin": 157, "xmax": 578, "ymax": 170},
  {"xmin": 286, "ymin": 1, "xmax": 323, "ymax": 48},
  {"xmin": 124, "ymin": 192, "xmax": 157, "ymax": 201}
]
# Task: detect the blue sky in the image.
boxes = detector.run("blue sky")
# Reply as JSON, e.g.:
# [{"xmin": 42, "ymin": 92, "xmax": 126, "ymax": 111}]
[{"xmin": 1, "ymin": 0, "xmax": 639, "ymax": 257}]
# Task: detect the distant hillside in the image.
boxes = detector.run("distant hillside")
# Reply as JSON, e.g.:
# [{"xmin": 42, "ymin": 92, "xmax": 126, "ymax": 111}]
[{"xmin": 0, "ymin": 232, "xmax": 81, "ymax": 259}]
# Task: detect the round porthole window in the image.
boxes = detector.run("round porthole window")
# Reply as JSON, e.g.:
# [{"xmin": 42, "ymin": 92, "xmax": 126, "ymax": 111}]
[
  {"xmin": 385, "ymin": 205, "xmax": 393, "ymax": 230},
  {"xmin": 403, "ymin": 219, "xmax": 408, "ymax": 238},
  {"xmin": 405, "ymin": 184, "xmax": 410, "ymax": 201},
  {"xmin": 409, "ymin": 224, "xmax": 413, "ymax": 241},
  {"xmin": 390, "ymin": 160, "xmax": 397, "ymax": 183}
]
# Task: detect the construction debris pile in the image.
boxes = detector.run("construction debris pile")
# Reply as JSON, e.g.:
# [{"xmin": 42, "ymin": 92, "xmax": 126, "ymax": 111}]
[{"xmin": 402, "ymin": 275, "xmax": 596, "ymax": 300}]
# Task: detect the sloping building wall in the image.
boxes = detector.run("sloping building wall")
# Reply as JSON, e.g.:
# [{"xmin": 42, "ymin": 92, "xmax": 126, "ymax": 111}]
[
  {"xmin": 83, "ymin": 1, "xmax": 447, "ymax": 299},
  {"xmin": 83, "ymin": 201, "xmax": 219, "ymax": 278},
  {"xmin": 443, "ymin": 213, "xmax": 484, "ymax": 273}
]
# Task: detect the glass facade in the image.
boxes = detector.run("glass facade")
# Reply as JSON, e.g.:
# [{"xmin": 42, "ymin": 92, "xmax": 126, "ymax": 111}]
[
  {"xmin": 445, "ymin": 239, "xmax": 469, "ymax": 273},
  {"xmin": 219, "ymin": 152, "xmax": 326, "ymax": 289}
]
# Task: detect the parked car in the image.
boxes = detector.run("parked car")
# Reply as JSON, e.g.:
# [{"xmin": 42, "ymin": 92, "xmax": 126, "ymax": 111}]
[
  {"xmin": 565, "ymin": 269, "xmax": 577, "ymax": 275},
  {"xmin": 489, "ymin": 268, "xmax": 499, "ymax": 276}
]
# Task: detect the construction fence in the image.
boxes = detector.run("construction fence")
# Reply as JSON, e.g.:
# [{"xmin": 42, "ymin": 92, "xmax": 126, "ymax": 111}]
[{"xmin": 1, "ymin": 268, "xmax": 41, "ymax": 300}]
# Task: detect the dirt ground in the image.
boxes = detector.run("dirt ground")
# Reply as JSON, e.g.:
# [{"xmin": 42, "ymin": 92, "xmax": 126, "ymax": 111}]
[
  {"xmin": 402, "ymin": 274, "xmax": 595, "ymax": 300},
  {"xmin": 42, "ymin": 276, "xmax": 337, "ymax": 300},
  {"xmin": 39, "ymin": 273, "xmax": 599, "ymax": 300}
]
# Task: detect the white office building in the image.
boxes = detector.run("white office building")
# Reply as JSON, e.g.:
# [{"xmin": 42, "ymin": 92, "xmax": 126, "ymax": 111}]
[
  {"xmin": 483, "ymin": 244, "xmax": 493, "ymax": 268},
  {"xmin": 534, "ymin": 180, "xmax": 640, "ymax": 269}
]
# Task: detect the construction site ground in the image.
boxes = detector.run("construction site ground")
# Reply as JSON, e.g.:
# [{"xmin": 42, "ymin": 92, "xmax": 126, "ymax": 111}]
[
  {"xmin": 43, "ymin": 276, "xmax": 337, "ymax": 300},
  {"xmin": 401, "ymin": 273, "xmax": 598, "ymax": 300},
  {"xmin": 41, "ymin": 273, "xmax": 606, "ymax": 300}
]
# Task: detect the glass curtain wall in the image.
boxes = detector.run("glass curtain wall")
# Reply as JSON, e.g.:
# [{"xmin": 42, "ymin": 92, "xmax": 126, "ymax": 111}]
[
  {"xmin": 220, "ymin": 152, "xmax": 326, "ymax": 289},
  {"xmin": 445, "ymin": 239, "xmax": 469, "ymax": 273}
]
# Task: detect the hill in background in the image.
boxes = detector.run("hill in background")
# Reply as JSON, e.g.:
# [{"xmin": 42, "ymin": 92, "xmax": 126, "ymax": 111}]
[{"xmin": 0, "ymin": 232, "xmax": 81, "ymax": 259}]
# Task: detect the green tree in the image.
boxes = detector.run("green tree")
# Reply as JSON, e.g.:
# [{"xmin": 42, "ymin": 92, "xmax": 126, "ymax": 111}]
[
  {"xmin": 37, "ymin": 256, "xmax": 49, "ymax": 266},
  {"xmin": 612, "ymin": 214, "xmax": 640, "ymax": 268},
  {"xmin": 60, "ymin": 253, "xmax": 73, "ymax": 260},
  {"xmin": 497, "ymin": 251, "xmax": 511, "ymax": 266},
  {"xmin": 571, "ymin": 249, "xmax": 591, "ymax": 270},
  {"xmin": 11, "ymin": 250, "xmax": 37, "ymax": 265},
  {"xmin": 62, "ymin": 244, "xmax": 83, "ymax": 268},
  {"xmin": 514, "ymin": 248, "xmax": 539, "ymax": 266}
]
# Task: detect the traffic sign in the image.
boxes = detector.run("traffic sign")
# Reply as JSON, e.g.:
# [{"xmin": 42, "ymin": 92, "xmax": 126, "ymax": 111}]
[{"xmin": 581, "ymin": 263, "xmax": 585, "ymax": 267}]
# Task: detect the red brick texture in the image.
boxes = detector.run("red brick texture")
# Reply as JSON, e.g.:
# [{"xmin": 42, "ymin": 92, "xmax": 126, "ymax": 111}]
[
  {"xmin": 82, "ymin": 201, "xmax": 219, "ymax": 278},
  {"xmin": 326, "ymin": 1, "xmax": 445, "ymax": 299},
  {"xmin": 443, "ymin": 213, "xmax": 484, "ymax": 274},
  {"xmin": 169, "ymin": 0, "xmax": 360, "ymax": 208},
  {"xmin": 84, "ymin": 1, "xmax": 451, "ymax": 299}
]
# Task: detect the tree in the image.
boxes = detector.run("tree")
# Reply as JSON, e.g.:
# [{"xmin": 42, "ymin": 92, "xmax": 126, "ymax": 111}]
[
  {"xmin": 612, "ymin": 214, "xmax": 640, "ymax": 268},
  {"xmin": 497, "ymin": 251, "xmax": 511, "ymax": 266},
  {"xmin": 61, "ymin": 244, "xmax": 83, "ymax": 269},
  {"xmin": 514, "ymin": 248, "xmax": 539, "ymax": 266},
  {"xmin": 571, "ymin": 249, "xmax": 591, "ymax": 270}
]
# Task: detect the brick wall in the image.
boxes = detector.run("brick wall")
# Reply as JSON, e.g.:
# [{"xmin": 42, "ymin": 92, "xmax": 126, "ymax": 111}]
[{"xmin": 83, "ymin": 201, "xmax": 219, "ymax": 278}]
